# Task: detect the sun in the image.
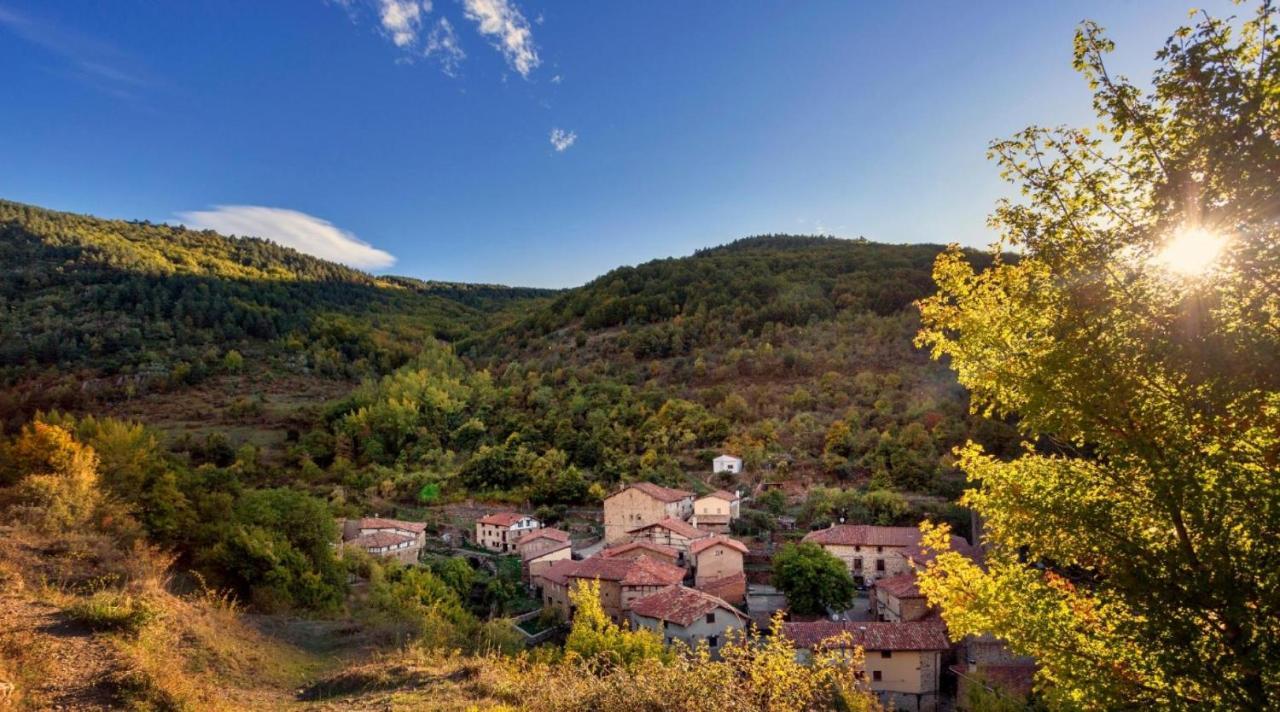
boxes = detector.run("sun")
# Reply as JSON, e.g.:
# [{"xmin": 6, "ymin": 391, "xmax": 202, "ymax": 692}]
[{"xmin": 1154, "ymin": 225, "xmax": 1228, "ymax": 277}]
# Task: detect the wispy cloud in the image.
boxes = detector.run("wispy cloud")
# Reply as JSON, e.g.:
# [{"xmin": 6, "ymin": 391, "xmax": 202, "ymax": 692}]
[
  {"xmin": 462, "ymin": 0, "xmax": 539, "ymax": 78},
  {"xmin": 549, "ymin": 128, "xmax": 577, "ymax": 152},
  {"xmin": 425, "ymin": 17, "xmax": 465, "ymax": 76},
  {"xmin": 378, "ymin": 0, "xmax": 427, "ymax": 48},
  {"xmin": 176, "ymin": 205, "xmax": 396, "ymax": 270},
  {"xmin": 0, "ymin": 5, "xmax": 153, "ymax": 97}
]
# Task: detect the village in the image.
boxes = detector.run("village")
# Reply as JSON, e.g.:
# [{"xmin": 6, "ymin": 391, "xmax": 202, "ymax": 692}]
[{"xmin": 336, "ymin": 454, "xmax": 1034, "ymax": 712}]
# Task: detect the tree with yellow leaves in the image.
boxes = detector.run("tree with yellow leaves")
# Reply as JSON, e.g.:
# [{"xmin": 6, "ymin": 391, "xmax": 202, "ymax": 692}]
[
  {"xmin": 2, "ymin": 422, "xmax": 102, "ymax": 530},
  {"xmin": 916, "ymin": 3, "xmax": 1279, "ymax": 709}
]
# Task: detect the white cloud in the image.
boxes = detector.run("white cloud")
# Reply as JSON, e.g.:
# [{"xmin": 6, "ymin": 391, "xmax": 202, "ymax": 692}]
[
  {"xmin": 425, "ymin": 17, "xmax": 465, "ymax": 76},
  {"xmin": 462, "ymin": 0, "xmax": 539, "ymax": 78},
  {"xmin": 550, "ymin": 73, "xmax": 561, "ymax": 84},
  {"xmin": 177, "ymin": 205, "xmax": 396, "ymax": 270},
  {"xmin": 379, "ymin": 0, "xmax": 426, "ymax": 48},
  {"xmin": 549, "ymin": 127, "xmax": 577, "ymax": 152}
]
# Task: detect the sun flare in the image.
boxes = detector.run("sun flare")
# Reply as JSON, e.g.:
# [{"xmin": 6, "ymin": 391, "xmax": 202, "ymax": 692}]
[{"xmin": 1154, "ymin": 225, "xmax": 1228, "ymax": 276}]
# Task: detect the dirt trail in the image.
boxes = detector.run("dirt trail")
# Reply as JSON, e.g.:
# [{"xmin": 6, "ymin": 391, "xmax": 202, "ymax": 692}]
[{"xmin": 0, "ymin": 593, "xmax": 120, "ymax": 710}]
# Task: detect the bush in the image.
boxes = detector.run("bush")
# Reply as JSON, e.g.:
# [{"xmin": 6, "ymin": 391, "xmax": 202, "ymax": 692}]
[{"xmin": 66, "ymin": 591, "xmax": 159, "ymax": 635}]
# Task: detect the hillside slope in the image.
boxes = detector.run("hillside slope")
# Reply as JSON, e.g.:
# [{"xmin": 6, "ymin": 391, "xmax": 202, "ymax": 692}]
[{"xmin": 0, "ymin": 199, "xmax": 551, "ymax": 427}]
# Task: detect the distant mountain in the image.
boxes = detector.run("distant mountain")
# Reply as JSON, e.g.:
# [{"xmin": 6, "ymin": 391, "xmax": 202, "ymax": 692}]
[{"xmin": 0, "ymin": 199, "xmax": 550, "ymax": 421}]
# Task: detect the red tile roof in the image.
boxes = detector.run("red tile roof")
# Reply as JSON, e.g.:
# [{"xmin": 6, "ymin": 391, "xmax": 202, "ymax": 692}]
[
  {"xmin": 354, "ymin": 517, "xmax": 426, "ymax": 534},
  {"xmin": 535, "ymin": 558, "xmax": 583, "ymax": 586},
  {"xmin": 782, "ymin": 621, "xmax": 950, "ymax": 651},
  {"xmin": 570, "ymin": 555, "xmax": 686, "ymax": 587},
  {"xmin": 802, "ymin": 525, "xmax": 924, "ymax": 548},
  {"xmin": 700, "ymin": 489, "xmax": 739, "ymax": 502},
  {"xmin": 347, "ymin": 531, "xmax": 416, "ymax": 549},
  {"xmin": 630, "ymin": 585, "xmax": 747, "ymax": 628},
  {"xmin": 689, "ymin": 535, "xmax": 750, "ymax": 556},
  {"xmin": 696, "ymin": 571, "xmax": 747, "ymax": 605},
  {"xmin": 477, "ymin": 512, "xmax": 532, "ymax": 527},
  {"xmin": 600, "ymin": 541, "xmax": 680, "ymax": 560},
  {"xmin": 873, "ymin": 572, "xmax": 924, "ymax": 599},
  {"xmin": 517, "ymin": 527, "xmax": 570, "ymax": 546},
  {"xmin": 627, "ymin": 517, "xmax": 710, "ymax": 540},
  {"xmin": 609, "ymin": 481, "xmax": 694, "ymax": 503}
]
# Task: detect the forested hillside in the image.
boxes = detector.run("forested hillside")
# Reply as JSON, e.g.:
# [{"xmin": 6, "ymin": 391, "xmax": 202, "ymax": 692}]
[
  {"xmin": 0, "ymin": 199, "xmax": 1017, "ymax": 528},
  {"xmin": 0, "ymin": 200, "xmax": 550, "ymax": 425}
]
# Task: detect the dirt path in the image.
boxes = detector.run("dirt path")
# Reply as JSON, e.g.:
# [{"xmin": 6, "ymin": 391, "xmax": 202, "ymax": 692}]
[{"xmin": 0, "ymin": 593, "xmax": 120, "ymax": 710}]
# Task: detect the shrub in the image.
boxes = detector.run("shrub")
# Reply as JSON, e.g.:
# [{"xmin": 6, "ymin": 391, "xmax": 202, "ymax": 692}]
[{"xmin": 66, "ymin": 591, "xmax": 159, "ymax": 635}]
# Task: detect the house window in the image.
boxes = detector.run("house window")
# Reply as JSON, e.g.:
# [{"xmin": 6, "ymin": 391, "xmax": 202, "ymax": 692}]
[
  {"xmin": 853, "ymin": 559, "xmax": 863, "ymax": 570},
  {"xmin": 708, "ymin": 635, "xmax": 719, "ymax": 647},
  {"xmin": 706, "ymin": 612, "xmax": 715, "ymax": 624},
  {"xmin": 872, "ymin": 670, "xmax": 882, "ymax": 682},
  {"xmin": 875, "ymin": 559, "xmax": 885, "ymax": 572},
  {"xmin": 880, "ymin": 651, "xmax": 892, "ymax": 659}
]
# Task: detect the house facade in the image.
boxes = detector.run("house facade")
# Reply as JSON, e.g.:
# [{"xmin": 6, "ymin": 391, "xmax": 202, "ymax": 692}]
[
  {"xmin": 340, "ymin": 517, "xmax": 427, "ymax": 564},
  {"xmin": 712, "ymin": 454, "xmax": 743, "ymax": 474},
  {"xmin": 603, "ymin": 483, "xmax": 694, "ymax": 543},
  {"xmin": 689, "ymin": 535, "xmax": 747, "ymax": 586},
  {"xmin": 517, "ymin": 528, "xmax": 573, "ymax": 579},
  {"xmin": 629, "ymin": 585, "xmax": 749, "ymax": 658},
  {"xmin": 873, "ymin": 572, "xmax": 931, "ymax": 622},
  {"xmin": 567, "ymin": 556, "xmax": 686, "ymax": 623},
  {"xmin": 625, "ymin": 518, "xmax": 710, "ymax": 561},
  {"xmin": 783, "ymin": 621, "xmax": 951, "ymax": 712},
  {"xmin": 802, "ymin": 525, "xmax": 959, "ymax": 585},
  {"xmin": 475, "ymin": 512, "xmax": 542, "ymax": 553},
  {"xmin": 691, "ymin": 490, "xmax": 740, "ymax": 533},
  {"xmin": 532, "ymin": 558, "xmax": 582, "ymax": 618}
]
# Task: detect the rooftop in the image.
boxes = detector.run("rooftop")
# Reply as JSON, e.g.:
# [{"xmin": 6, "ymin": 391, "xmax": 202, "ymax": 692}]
[
  {"xmin": 802, "ymin": 524, "xmax": 926, "ymax": 548},
  {"xmin": 347, "ymin": 531, "xmax": 416, "ymax": 549},
  {"xmin": 610, "ymin": 481, "xmax": 695, "ymax": 503},
  {"xmin": 873, "ymin": 572, "xmax": 924, "ymax": 599},
  {"xmin": 477, "ymin": 512, "xmax": 532, "ymax": 527},
  {"xmin": 782, "ymin": 621, "xmax": 950, "ymax": 651},
  {"xmin": 600, "ymin": 541, "xmax": 680, "ymax": 560},
  {"xmin": 570, "ymin": 555, "xmax": 686, "ymax": 587},
  {"xmin": 699, "ymin": 489, "xmax": 739, "ymax": 502},
  {"xmin": 517, "ymin": 527, "xmax": 570, "ymax": 546},
  {"xmin": 535, "ymin": 558, "xmax": 583, "ymax": 586},
  {"xmin": 352, "ymin": 517, "xmax": 427, "ymax": 534},
  {"xmin": 630, "ymin": 585, "xmax": 747, "ymax": 628},
  {"xmin": 689, "ymin": 535, "xmax": 750, "ymax": 556},
  {"xmin": 627, "ymin": 517, "xmax": 710, "ymax": 540}
]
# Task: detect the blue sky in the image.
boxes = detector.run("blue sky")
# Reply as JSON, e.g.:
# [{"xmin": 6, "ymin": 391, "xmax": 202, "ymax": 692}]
[{"xmin": 0, "ymin": 1, "xmax": 1227, "ymax": 287}]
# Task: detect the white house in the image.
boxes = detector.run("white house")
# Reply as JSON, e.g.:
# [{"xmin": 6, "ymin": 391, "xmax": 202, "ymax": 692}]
[
  {"xmin": 475, "ymin": 512, "xmax": 542, "ymax": 553},
  {"xmin": 712, "ymin": 454, "xmax": 743, "ymax": 474}
]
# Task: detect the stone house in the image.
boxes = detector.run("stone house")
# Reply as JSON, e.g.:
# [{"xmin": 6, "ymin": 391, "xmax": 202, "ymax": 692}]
[
  {"xmin": 567, "ymin": 555, "xmax": 686, "ymax": 623},
  {"xmin": 625, "ymin": 518, "xmax": 711, "ymax": 562},
  {"xmin": 599, "ymin": 540, "xmax": 682, "ymax": 567},
  {"xmin": 475, "ymin": 512, "xmax": 541, "ymax": 553},
  {"xmin": 782, "ymin": 620, "xmax": 951, "ymax": 712},
  {"xmin": 691, "ymin": 490, "xmax": 740, "ymax": 533},
  {"xmin": 872, "ymin": 572, "xmax": 931, "ymax": 622},
  {"xmin": 532, "ymin": 558, "xmax": 582, "ymax": 618},
  {"xmin": 517, "ymin": 527, "xmax": 572, "ymax": 579},
  {"xmin": 802, "ymin": 525, "xmax": 970, "ymax": 586},
  {"xmin": 340, "ymin": 517, "xmax": 427, "ymax": 565},
  {"xmin": 630, "ymin": 585, "xmax": 749, "ymax": 658},
  {"xmin": 603, "ymin": 483, "xmax": 694, "ymax": 543},
  {"xmin": 689, "ymin": 535, "xmax": 747, "ymax": 586}
]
